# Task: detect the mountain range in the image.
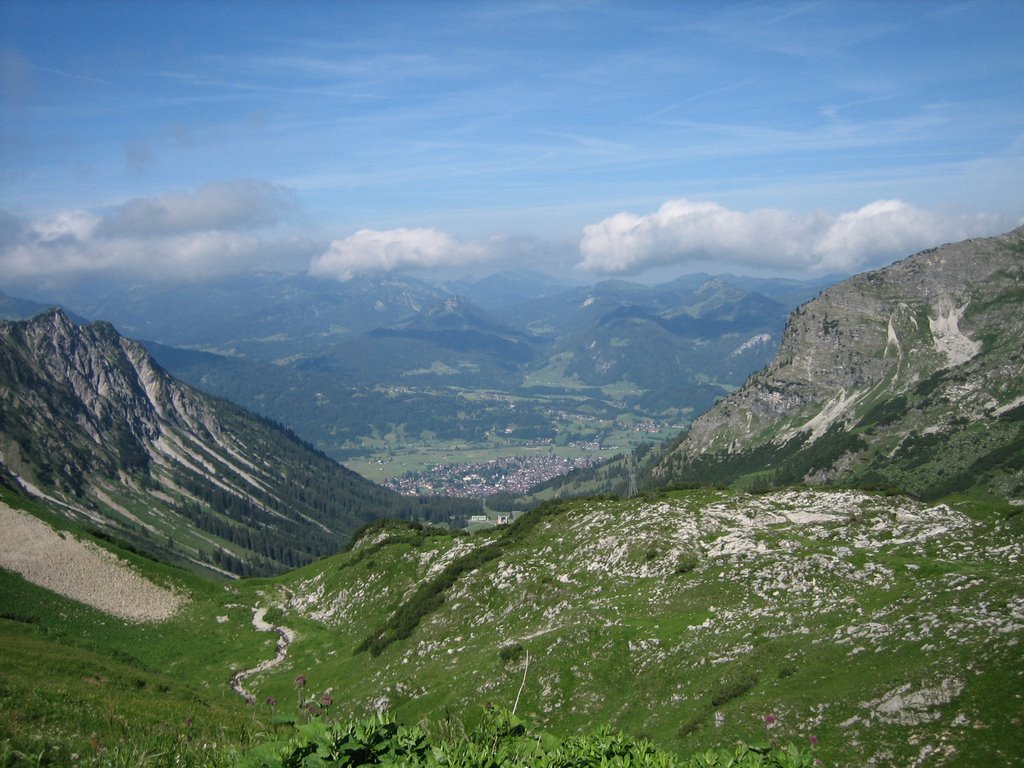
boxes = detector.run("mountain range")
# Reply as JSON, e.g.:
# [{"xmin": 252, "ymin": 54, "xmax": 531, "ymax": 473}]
[{"xmin": 8, "ymin": 271, "xmax": 831, "ymax": 461}]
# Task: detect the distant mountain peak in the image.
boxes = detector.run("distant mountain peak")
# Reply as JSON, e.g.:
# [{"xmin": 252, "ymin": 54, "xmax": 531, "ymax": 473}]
[
  {"xmin": 392, "ymin": 294, "xmax": 518, "ymax": 334},
  {"xmin": 695, "ymin": 277, "xmax": 726, "ymax": 293},
  {"xmin": 440, "ymin": 295, "xmax": 469, "ymax": 312}
]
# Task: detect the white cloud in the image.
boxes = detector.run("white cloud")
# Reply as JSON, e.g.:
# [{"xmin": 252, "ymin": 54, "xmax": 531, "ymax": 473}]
[
  {"xmin": 808, "ymin": 200, "xmax": 948, "ymax": 272},
  {"xmin": 577, "ymin": 198, "xmax": 1007, "ymax": 276},
  {"xmin": 310, "ymin": 227, "xmax": 491, "ymax": 281},
  {"xmin": 32, "ymin": 209, "xmax": 101, "ymax": 242},
  {"xmin": 99, "ymin": 180, "xmax": 293, "ymax": 236},
  {"xmin": 0, "ymin": 181, "xmax": 305, "ymax": 284}
]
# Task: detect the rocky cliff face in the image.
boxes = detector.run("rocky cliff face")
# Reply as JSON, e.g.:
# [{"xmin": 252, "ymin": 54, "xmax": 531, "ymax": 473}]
[
  {"xmin": 4, "ymin": 309, "xmax": 220, "ymax": 462},
  {"xmin": 655, "ymin": 226, "xmax": 1024, "ymax": 499},
  {"xmin": 0, "ymin": 309, "xmax": 438, "ymax": 576}
]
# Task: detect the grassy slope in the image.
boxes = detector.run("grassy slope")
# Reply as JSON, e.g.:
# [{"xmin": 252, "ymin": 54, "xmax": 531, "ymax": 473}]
[
  {"xmin": 2, "ymin": 488, "xmax": 1022, "ymax": 766},
  {"xmin": 0, "ymin": 489, "xmax": 278, "ymax": 764},
  {"xmin": 244, "ymin": 490, "xmax": 1024, "ymax": 767}
]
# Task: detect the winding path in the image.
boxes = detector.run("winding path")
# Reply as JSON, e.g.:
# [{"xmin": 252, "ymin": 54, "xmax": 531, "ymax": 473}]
[{"xmin": 230, "ymin": 605, "xmax": 297, "ymax": 703}]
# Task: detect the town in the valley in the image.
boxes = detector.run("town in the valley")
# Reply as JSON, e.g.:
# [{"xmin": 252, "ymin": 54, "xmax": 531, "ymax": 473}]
[{"xmin": 382, "ymin": 452, "xmax": 603, "ymax": 497}]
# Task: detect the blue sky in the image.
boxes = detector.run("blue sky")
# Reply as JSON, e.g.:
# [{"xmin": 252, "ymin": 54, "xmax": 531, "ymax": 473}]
[{"xmin": 2, "ymin": 1, "xmax": 1023, "ymax": 290}]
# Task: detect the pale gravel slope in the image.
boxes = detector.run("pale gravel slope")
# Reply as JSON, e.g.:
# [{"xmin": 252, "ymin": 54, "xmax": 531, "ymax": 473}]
[{"xmin": 0, "ymin": 501, "xmax": 186, "ymax": 622}]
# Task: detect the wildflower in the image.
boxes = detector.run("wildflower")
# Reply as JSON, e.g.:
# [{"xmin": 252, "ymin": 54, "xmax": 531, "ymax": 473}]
[
  {"xmin": 763, "ymin": 714, "xmax": 777, "ymax": 727},
  {"xmin": 266, "ymin": 696, "xmax": 277, "ymax": 710},
  {"xmin": 808, "ymin": 734, "xmax": 818, "ymax": 746},
  {"xmin": 320, "ymin": 693, "xmax": 333, "ymax": 708},
  {"xmin": 295, "ymin": 674, "xmax": 306, "ymax": 689}
]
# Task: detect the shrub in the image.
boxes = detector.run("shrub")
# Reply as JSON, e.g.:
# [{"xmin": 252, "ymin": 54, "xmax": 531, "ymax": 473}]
[
  {"xmin": 709, "ymin": 672, "xmax": 758, "ymax": 708},
  {"xmin": 674, "ymin": 553, "xmax": 699, "ymax": 575},
  {"xmin": 234, "ymin": 707, "xmax": 820, "ymax": 767},
  {"xmin": 498, "ymin": 642, "xmax": 525, "ymax": 663}
]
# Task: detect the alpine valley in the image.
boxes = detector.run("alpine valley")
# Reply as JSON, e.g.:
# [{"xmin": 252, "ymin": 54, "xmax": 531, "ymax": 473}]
[
  {"xmin": 9, "ymin": 270, "xmax": 830, "ymax": 489},
  {"xmin": 0, "ymin": 228, "xmax": 1022, "ymax": 768}
]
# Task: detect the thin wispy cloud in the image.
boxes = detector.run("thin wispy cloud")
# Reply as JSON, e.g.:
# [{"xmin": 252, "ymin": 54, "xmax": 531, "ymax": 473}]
[
  {"xmin": 32, "ymin": 64, "xmax": 110, "ymax": 85},
  {"xmin": 646, "ymin": 106, "xmax": 960, "ymax": 162},
  {"xmin": 156, "ymin": 70, "xmax": 278, "ymax": 95},
  {"xmin": 685, "ymin": 3, "xmax": 897, "ymax": 60}
]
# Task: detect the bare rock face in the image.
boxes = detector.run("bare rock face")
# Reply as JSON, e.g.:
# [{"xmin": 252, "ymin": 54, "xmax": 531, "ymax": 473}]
[
  {"xmin": 0, "ymin": 308, "xmax": 244, "ymax": 497},
  {"xmin": 13, "ymin": 308, "xmax": 219, "ymax": 450},
  {"xmin": 656, "ymin": 226, "xmax": 1024, "ymax": 498}
]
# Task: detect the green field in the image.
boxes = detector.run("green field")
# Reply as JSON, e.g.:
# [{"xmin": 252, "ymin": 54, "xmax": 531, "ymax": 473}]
[{"xmin": 340, "ymin": 385, "xmax": 687, "ymax": 487}]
